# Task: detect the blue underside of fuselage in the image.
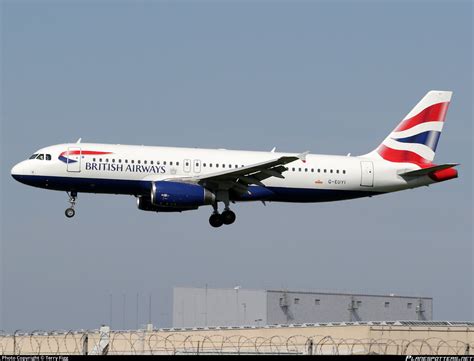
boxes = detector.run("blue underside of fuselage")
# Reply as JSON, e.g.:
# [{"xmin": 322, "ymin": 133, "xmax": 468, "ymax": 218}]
[{"xmin": 11, "ymin": 174, "xmax": 382, "ymax": 203}]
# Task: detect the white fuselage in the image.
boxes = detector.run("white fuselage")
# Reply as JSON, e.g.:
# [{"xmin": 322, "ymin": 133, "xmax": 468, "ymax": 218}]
[{"xmin": 11, "ymin": 142, "xmax": 435, "ymax": 203}]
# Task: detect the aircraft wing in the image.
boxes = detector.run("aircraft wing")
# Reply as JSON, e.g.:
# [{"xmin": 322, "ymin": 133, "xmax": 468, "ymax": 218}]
[{"xmin": 171, "ymin": 151, "xmax": 309, "ymax": 193}]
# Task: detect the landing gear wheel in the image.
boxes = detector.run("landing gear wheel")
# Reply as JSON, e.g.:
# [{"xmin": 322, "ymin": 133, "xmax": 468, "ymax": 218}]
[
  {"xmin": 65, "ymin": 208, "xmax": 75, "ymax": 218},
  {"xmin": 209, "ymin": 213, "xmax": 223, "ymax": 228},
  {"xmin": 221, "ymin": 210, "xmax": 236, "ymax": 225},
  {"xmin": 65, "ymin": 191, "xmax": 77, "ymax": 218}
]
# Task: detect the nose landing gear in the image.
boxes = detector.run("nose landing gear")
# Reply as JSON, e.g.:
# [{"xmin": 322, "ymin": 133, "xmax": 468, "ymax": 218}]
[{"xmin": 65, "ymin": 191, "xmax": 77, "ymax": 218}]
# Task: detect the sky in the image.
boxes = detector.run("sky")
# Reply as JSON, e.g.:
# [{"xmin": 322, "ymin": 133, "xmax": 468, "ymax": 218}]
[{"xmin": 1, "ymin": 0, "xmax": 472, "ymax": 332}]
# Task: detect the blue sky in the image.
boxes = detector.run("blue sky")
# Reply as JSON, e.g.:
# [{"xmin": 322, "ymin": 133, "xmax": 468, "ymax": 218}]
[{"xmin": 1, "ymin": 1, "xmax": 472, "ymax": 331}]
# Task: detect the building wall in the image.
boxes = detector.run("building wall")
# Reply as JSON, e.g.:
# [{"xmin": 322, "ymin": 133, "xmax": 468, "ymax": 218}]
[
  {"xmin": 266, "ymin": 290, "xmax": 432, "ymax": 324},
  {"xmin": 173, "ymin": 287, "xmax": 267, "ymax": 328}
]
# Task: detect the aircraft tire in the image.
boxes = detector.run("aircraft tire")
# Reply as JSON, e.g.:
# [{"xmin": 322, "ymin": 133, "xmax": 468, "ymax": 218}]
[
  {"xmin": 65, "ymin": 208, "xmax": 75, "ymax": 218},
  {"xmin": 209, "ymin": 213, "xmax": 223, "ymax": 228},
  {"xmin": 221, "ymin": 210, "xmax": 236, "ymax": 225}
]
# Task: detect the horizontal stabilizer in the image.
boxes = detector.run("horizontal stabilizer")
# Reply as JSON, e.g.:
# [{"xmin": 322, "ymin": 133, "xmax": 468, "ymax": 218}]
[{"xmin": 399, "ymin": 163, "xmax": 459, "ymax": 177}]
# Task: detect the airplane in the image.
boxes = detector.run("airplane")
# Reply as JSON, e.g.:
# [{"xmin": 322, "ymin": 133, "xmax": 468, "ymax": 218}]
[{"xmin": 11, "ymin": 90, "xmax": 459, "ymax": 227}]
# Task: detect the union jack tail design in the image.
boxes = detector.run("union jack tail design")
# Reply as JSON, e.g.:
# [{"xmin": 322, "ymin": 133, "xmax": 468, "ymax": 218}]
[{"xmin": 369, "ymin": 90, "xmax": 452, "ymax": 167}]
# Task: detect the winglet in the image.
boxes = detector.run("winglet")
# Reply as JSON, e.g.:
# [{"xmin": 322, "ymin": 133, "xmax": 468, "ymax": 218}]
[{"xmin": 297, "ymin": 151, "xmax": 310, "ymax": 162}]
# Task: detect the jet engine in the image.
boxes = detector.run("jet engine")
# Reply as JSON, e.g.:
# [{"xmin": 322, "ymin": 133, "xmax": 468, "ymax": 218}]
[{"xmin": 136, "ymin": 181, "xmax": 216, "ymax": 212}]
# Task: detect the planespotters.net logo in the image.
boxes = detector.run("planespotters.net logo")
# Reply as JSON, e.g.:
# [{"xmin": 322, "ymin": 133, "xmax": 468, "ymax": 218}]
[{"xmin": 406, "ymin": 357, "xmax": 474, "ymax": 361}]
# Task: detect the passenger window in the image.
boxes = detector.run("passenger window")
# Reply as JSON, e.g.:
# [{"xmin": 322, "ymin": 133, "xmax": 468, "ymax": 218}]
[
  {"xmin": 324, "ymin": 169, "xmax": 327, "ymax": 173},
  {"xmin": 318, "ymin": 169, "xmax": 320, "ymax": 173},
  {"xmin": 176, "ymin": 162, "xmax": 179, "ymax": 166},
  {"xmin": 305, "ymin": 168, "xmax": 308, "ymax": 172},
  {"xmin": 112, "ymin": 159, "xmax": 115, "ymax": 163},
  {"xmin": 229, "ymin": 164, "xmax": 232, "ymax": 168},
  {"xmin": 156, "ymin": 161, "xmax": 160, "ymax": 165},
  {"xmin": 209, "ymin": 163, "xmax": 213, "ymax": 167},
  {"xmin": 203, "ymin": 163, "xmax": 206, "ymax": 167},
  {"xmin": 99, "ymin": 158, "xmax": 102, "ymax": 162},
  {"xmin": 125, "ymin": 159, "xmax": 128, "ymax": 163},
  {"xmin": 93, "ymin": 158, "xmax": 96, "ymax": 162},
  {"xmin": 216, "ymin": 164, "xmax": 219, "ymax": 168},
  {"xmin": 170, "ymin": 161, "xmax": 173, "ymax": 166},
  {"xmin": 292, "ymin": 167, "xmax": 295, "ymax": 171},
  {"xmin": 235, "ymin": 165, "xmax": 238, "ymax": 168},
  {"xmin": 37, "ymin": 154, "xmax": 44, "ymax": 160},
  {"xmin": 222, "ymin": 164, "xmax": 225, "ymax": 168},
  {"xmin": 343, "ymin": 170, "xmax": 346, "ymax": 174},
  {"xmin": 105, "ymin": 158, "xmax": 109, "ymax": 163},
  {"xmin": 311, "ymin": 168, "xmax": 314, "ymax": 172},
  {"xmin": 144, "ymin": 160, "xmax": 147, "ymax": 164},
  {"xmin": 150, "ymin": 160, "xmax": 153, "ymax": 165},
  {"xmin": 137, "ymin": 160, "xmax": 141, "ymax": 164},
  {"xmin": 131, "ymin": 160, "xmax": 134, "ymax": 164},
  {"xmin": 298, "ymin": 168, "xmax": 301, "ymax": 172},
  {"xmin": 330, "ymin": 169, "xmax": 333, "ymax": 173},
  {"xmin": 46, "ymin": 154, "xmax": 51, "ymax": 161},
  {"xmin": 118, "ymin": 159, "xmax": 122, "ymax": 163},
  {"xmin": 164, "ymin": 161, "xmax": 167, "ymax": 165},
  {"xmin": 336, "ymin": 170, "xmax": 339, "ymax": 174}
]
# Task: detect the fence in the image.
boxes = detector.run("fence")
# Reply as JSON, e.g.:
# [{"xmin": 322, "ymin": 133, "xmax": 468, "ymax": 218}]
[{"xmin": 1, "ymin": 328, "xmax": 472, "ymax": 355}]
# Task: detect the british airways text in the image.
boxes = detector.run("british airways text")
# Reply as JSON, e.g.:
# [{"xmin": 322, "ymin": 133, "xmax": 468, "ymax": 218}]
[{"xmin": 85, "ymin": 162, "xmax": 166, "ymax": 173}]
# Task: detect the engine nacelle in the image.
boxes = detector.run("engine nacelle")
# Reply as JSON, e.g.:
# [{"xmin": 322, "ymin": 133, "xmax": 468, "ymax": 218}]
[
  {"xmin": 150, "ymin": 181, "xmax": 215, "ymax": 208},
  {"xmin": 137, "ymin": 196, "xmax": 198, "ymax": 212}
]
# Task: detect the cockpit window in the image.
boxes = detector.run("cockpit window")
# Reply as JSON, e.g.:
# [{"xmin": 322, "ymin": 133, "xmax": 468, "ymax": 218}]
[
  {"xmin": 29, "ymin": 154, "xmax": 38, "ymax": 159},
  {"xmin": 46, "ymin": 154, "xmax": 51, "ymax": 161},
  {"xmin": 37, "ymin": 154, "xmax": 44, "ymax": 160}
]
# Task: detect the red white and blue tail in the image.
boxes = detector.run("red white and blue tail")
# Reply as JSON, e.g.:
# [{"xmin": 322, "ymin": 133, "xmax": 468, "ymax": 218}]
[{"xmin": 367, "ymin": 90, "xmax": 452, "ymax": 166}]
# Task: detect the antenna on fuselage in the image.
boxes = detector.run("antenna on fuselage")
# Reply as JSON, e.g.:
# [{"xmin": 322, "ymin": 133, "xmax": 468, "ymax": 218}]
[
  {"xmin": 270, "ymin": 147, "xmax": 276, "ymax": 153},
  {"xmin": 76, "ymin": 138, "xmax": 82, "ymax": 144}
]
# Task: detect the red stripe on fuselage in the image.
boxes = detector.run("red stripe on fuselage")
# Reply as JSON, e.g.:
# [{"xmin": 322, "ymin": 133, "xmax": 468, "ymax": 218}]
[
  {"xmin": 395, "ymin": 102, "xmax": 449, "ymax": 132},
  {"xmin": 60, "ymin": 150, "xmax": 113, "ymax": 157}
]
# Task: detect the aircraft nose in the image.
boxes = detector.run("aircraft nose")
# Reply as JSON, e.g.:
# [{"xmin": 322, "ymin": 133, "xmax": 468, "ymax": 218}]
[
  {"xmin": 11, "ymin": 161, "xmax": 27, "ymax": 181},
  {"xmin": 11, "ymin": 163, "xmax": 20, "ymax": 180}
]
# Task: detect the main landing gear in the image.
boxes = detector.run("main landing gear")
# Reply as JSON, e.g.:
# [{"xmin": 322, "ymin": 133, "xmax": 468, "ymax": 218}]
[
  {"xmin": 209, "ymin": 209, "xmax": 236, "ymax": 228},
  {"xmin": 209, "ymin": 195, "xmax": 237, "ymax": 228},
  {"xmin": 65, "ymin": 191, "xmax": 77, "ymax": 218}
]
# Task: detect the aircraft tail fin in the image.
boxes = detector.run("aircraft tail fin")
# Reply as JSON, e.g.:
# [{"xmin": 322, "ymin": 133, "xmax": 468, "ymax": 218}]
[{"xmin": 365, "ymin": 90, "xmax": 452, "ymax": 166}]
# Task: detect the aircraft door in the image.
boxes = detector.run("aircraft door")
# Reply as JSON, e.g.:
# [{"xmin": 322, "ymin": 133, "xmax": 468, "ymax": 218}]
[
  {"xmin": 184, "ymin": 159, "xmax": 191, "ymax": 173},
  {"xmin": 360, "ymin": 161, "xmax": 374, "ymax": 187},
  {"xmin": 66, "ymin": 147, "xmax": 81, "ymax": 172},
  {"xmin": 194, "ymin": 159, "xmax": 201, "ymax": 173}
]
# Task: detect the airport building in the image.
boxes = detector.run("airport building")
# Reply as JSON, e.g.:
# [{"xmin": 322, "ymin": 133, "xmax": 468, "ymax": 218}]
[{"xmin": 172, "ymin": 287, "xmax": 432, "ymax": 328}]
